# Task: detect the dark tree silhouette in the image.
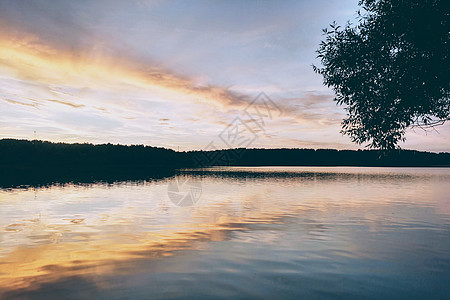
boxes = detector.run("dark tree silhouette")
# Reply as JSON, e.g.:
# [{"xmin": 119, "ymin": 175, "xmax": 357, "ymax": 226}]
[
  {"xmin": 313, "ymin": 0, "xmax": 449, "ymax": 149},
  {"xmin": 0, "ymin": 138, "xmax": 449, "ymax": 188}
]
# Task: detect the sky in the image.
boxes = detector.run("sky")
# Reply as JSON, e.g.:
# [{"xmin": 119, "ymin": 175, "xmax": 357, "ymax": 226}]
[{"xmin": 0, "ymin": 0, "xmax": 448, "ymax": 152}]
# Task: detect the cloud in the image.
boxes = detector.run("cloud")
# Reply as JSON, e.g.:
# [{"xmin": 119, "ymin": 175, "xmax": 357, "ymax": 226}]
[
  {"xmin": 0, "ymin": 1, "xmax": 340, "ymax": 126},
  {"xmin": 0, "ymin": 29, "xmax": 252, "ymax": 110},
  {"xmin": 0, "ymin": 26, "xmax": 349, "ymax": 149},
  {"xmin": 44, "ymin": 99, "xmax": 85, "ymax": 108},
  {"xmin": 3, "ymin": 98, "xmax": 39, "ymax": 108}
]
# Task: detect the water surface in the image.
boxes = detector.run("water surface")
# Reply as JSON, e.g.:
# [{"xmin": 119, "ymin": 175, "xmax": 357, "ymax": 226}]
[{"xmin": 0, "ymin": 167, "xmax": 449, "ymax": 299}]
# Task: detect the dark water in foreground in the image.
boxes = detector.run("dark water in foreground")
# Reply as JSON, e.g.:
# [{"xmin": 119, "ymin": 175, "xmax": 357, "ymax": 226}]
[{"xmin": 0, "ymin": 167, "xmax": 449, "ymax": 299}]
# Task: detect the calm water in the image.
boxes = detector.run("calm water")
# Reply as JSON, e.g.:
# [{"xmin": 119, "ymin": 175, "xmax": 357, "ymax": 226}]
[{"xmin": 0, "ymin": 167, "xmax": 449, "ymax": 299}]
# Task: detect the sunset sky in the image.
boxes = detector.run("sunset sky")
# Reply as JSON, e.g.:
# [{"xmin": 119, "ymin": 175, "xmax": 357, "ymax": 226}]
[{"xmin": 1, "ymin": 0, "xmax": 449, "ymax": 151}]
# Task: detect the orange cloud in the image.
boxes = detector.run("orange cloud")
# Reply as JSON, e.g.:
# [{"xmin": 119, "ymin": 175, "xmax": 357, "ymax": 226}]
[
  {"xmin": 0, "ymin": 29, "xmax": 251, "ymax": 111},
  {"xmin": 3, "ymin": 99, "xmax": 39, "ymax": 108},
  {"xmin": 44, "ymin": 99, "xmax": 85, "ymax": 108}
]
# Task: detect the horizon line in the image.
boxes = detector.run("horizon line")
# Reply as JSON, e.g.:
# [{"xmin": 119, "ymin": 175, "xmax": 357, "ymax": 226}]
[{"xmin": 1, "ymin": 138, "xmax": 448, "ymax": 154}]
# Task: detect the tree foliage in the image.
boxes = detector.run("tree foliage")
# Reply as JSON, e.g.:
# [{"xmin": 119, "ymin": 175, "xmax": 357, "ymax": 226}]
[{"xmin": 313, "ymin": 0, "xmax": 449, "ymax": 149}]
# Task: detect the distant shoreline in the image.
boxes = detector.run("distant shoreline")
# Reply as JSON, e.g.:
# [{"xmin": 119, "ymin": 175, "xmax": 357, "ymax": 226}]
[
  {"xmin": 0, "ymin": 138, "xmax": 448, "ymax": 188},
  {"xmin": 1, "ymin": 139, "xmax": 449, "ymax": 169}
]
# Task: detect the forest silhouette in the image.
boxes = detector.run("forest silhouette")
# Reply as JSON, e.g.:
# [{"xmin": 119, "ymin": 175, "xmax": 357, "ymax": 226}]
[{"xmin": 1, "ymin": 138, "xmax": 448, "ymax": 188}]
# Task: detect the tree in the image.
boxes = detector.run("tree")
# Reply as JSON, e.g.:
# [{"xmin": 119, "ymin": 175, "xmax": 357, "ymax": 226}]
[{"xmin": 313, "ymin": 0, "xmax": 449, "ymax": 149}]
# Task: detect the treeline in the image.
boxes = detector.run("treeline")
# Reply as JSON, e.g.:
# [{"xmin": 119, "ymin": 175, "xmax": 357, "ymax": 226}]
[
  {"xmin": 192, "ymin": 148, "xmax": 450, "ymax": 167},
  {"xmin": 0, "ymin": 139, "xmax": 189, "ymax": 169},
  {"xmin": 0, "ymin": 139, "xmax": 186, "ymax": 188},
  {"xmin": 0, "ymin": 139, "xmax": 449, "ymax": 171}
]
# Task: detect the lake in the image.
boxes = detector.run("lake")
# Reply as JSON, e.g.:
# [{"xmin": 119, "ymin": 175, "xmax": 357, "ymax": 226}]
[{"xmin": 0, "ymin": 167, "xmax": 449, "ymax": 299}]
